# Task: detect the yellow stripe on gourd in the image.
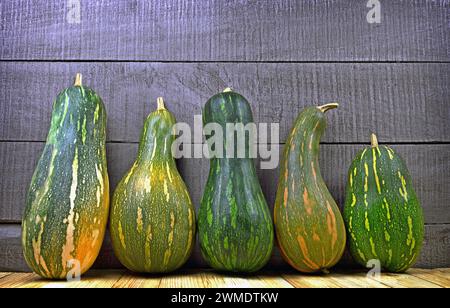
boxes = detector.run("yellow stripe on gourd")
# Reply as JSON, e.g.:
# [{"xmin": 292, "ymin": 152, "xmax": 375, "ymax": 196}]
[
  {"xmin": 137, "ymin": 207, "xmax": 143, "ymax": 233},
  {"xmin": 164, "ymin": 212, "xmax": 176, "ymax": 266},
  {"xmin": 145, "ymin": 225, "xmax": 152, "ymax": 270},
  {"xmin": 349, "ymin": 217, "xmax": 357, "ymax": 241},
  {"xmin": 166, "ymin": 162, "xmax": 173, "ymax": 183},
  {"xmin": 361, "ymin": 149, "xmax": 368, "ymax": 160},
  {"xmin": 376, "ymin": 147, "xmax": 381, "ymax": 156},
  {"xmin": 369, "ymin": 238, "xmax": 377, "ymax": 257},
  {"xmin": 118, "ymin": 222, "xmax": 127, "ymax": 249},
  {"xmin": 94, "ymin": 103, "xmax": 100, "ymax": 124},
  {"xmin": 95, "ymin": 164, "xmax": 104, "ymax": 205},
  {"xmin": 384, "ymin": 230, "xmax": 391, "ymax": 242},
  {"xmin": 373, "ymin": 149, "xmax": 381, "ymax": 193},
  {"xmin": 364, "ymin": 163, "xmax": 369, "ymax": 193},
  {"xmin": 398, "ymin": 171, "xmax": 408, "ymax": 202},
  {"xmin": 61, "ymin": 147, "xmax": 79, "ymax": 270},
  {"xmin": 185, "ymin": 209, "xmax": 194, "ymax": 258},
  {"xmin": 351, "ymin": 194, "xmax": 357, "ymax": 207},
  {"xmin": 406, "ymin": 216, "xmax": 416, "ymax": 255},
  {"xmin": 82, "ymin": 116, "xmax": 87, "ymax": 144},
  {"xmin": 365, "ymin": 212, "xmax": 371, "ymax": 231},
  {"xmin": 32, "ymin": 216, "xmax": 50, "ymax": 276},
  {"xmin": 151, "ymin": 139, "xmax": 158, "ymax": 160},
  {"xmin": 357, "ymin": 249, "xmax": 366, "ymax": 261},
  {"xmin": 386, "ymin": 147, "xmax": 395, "ymax": 160},
  {"xmin": 384, "ymin": 198, "xmax": 392, "ymax": 222},
  {"xmin": 80, "ymin": 86, "xmax": 86, "ymax": 98},
  {"xmin": 164, "ymin": 180, "xmax": 170, "ymax": 202},
  {"xmin": 124, "ymin": 163, "xmax": 137, "ymax": 185}
]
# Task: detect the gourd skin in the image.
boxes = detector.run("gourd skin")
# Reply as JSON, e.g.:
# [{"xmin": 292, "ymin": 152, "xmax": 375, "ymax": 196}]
[
  {"xmin": 274, "ymin": 106, "xmax": 346, "ymax": 273},
  {"xmin": 343, "ymin": 137, "xmax": 424, "ymax": 272},
  {"xmin": 22, "ymin": 78, "xmax": 110, "ymax": 279},
  {"xmin": 198, "ymin": 90, "xmax": 274, "ymax": 273},
  {"xmin": 110, "ymin": 100, "xmax": 195, "ymax": 273}
]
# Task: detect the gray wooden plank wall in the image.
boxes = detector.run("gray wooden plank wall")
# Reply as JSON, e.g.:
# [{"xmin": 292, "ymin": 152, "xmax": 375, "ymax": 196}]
[{"xmin": 0, "ymin": 0, "xmax": 449, "ymax": 272}]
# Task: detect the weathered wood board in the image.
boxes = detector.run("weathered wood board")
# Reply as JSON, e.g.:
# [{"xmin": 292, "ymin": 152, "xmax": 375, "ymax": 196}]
[
  {"xmin": 0, "ymin": 223, "xmax": 448, "ymax": 272},
  {"xmin": 1, "ymin": 62, "xmax": 449, "ymax": 143},
  {"xmin": 0, "ymin": 0, "xmax": 449, "ymax": 272},
  {"xmin": 0, "ymin": 142, "xmax": 448, "ymax": 223},
  {"xmin": 0, "ymin": 0, "xmax": 448, "ymax": 61}
]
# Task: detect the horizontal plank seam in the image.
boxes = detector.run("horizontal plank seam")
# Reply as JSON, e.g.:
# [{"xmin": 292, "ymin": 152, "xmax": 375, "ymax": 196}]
[
  {"xmin": 1, "ymin": 140, "xmax": 450, "ymax": 146},
  {"xmin": 1, "ymin": 221, "xmax": 450, "ymax": 225},
  {"xmin": 1, "ymin": 60, "xmax": 450, "ymax": 64}
]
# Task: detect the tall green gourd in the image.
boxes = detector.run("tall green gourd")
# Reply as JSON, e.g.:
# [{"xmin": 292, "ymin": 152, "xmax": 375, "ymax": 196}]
[
  {"xmin": 110, "ymin": 98, "xmax": 196, "ymax": 273},
  {"xmin": 343, "ymin": 134, "xmax": 424, "ymax": 272},
  {"xmin": 22, "ymin": 74, "xmax": 110, "ymax": 279},
  {"xmin": 274, "ymin": 104, "xmax": 346, "ymax": 273},
  {"xmin": 198, "ymin": 88, "xmax": 274, "ymax": 273}
]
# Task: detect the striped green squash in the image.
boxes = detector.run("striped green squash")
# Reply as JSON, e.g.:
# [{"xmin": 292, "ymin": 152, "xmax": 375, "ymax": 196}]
[
  {"xmin": 22, "ymin": 74, "xmax": 110, "ymax": 279},
  {"xmin": 274, "ymin": 104, "xmax": 346, "ymax": 273},
  {"xmin": 110, "ymin": 98, "xmax": 195, "ymax": 273},
  {"xmin": 198, "ymin": 88, "xmax": 274, "ymax": 273},
  {"xmin": 343, "ymin": 134, "xmax": 424, "ymax": 272}
]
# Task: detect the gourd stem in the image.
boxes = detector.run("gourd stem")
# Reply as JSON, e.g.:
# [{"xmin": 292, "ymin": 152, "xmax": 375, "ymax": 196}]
[
  {"xmin": 318, "ymin": 103, "xmax": 339, "ymax": 113},
  {"xmin": 74, "ymin": 73, "xmax": 82, "ymax": 87},
  {"xmin": 223, "ymin": 87, "xmax": 233, "ymax": 93},
  {"xmin": 157, "ymin": 97, "xmax": 166, "ymax": 110},
  {"xmin": 371, "ymin": 133, "xmax": 379, "ymax": 148}
]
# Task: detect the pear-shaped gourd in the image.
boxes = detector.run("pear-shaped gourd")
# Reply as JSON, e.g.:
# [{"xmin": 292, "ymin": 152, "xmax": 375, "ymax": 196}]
[
  {"xmin": 22, "ymin": 74, "xmax": 110, "ymax": 279},
  {"xmin": 274, "ymin": 104, "xmax": 346, "ymax": 273},
  {"xmin": 198, "ymin": 88, "xmax": 274, "ymax": 273},
  {"xmin": 343, "ymin": 134, "xmax": 424, "ymax": 272},
  {"xmin": 110, "ymin": 98, "xmax": 196, "ymax": 273}
]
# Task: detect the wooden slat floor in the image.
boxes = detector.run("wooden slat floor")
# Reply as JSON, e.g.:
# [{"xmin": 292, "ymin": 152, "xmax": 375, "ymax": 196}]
[{"xmin": 0, "ymin": 269, "xmax": 448, "ymax": 288}]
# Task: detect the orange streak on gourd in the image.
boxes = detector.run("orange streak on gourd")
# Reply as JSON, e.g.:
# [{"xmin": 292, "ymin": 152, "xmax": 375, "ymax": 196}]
[
  {"xmin": 283, "ymin": 188, "xmax": 289, "ymax": 208},
  {"xmin": 72, "ymin": 231, "xmax": 103, "ymax": 274},
  {"xmin": 326, "ymin": 201, "xmax": 338, "ymax": 249},
  {"xmin": 303, "ymin": 188, "xmax": 313, "ymax": 215},
  {"xmin": 311, "ymin": 161, "xmax": 317, "ymax": 181},
  {"xmin": 297, "ymin": 235, "xmax": 319, "ymax": 270},
  {"xmin": 313, "ymin": 232, "xmax": 321, "ymax": 242}
]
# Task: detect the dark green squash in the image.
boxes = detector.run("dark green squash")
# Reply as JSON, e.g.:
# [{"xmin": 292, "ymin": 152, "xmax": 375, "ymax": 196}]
[
  {"xmin": 110, "ymin": 98, "xmax": 196, "ymax": 273},
  {"xmin": 274, "ymin": 104, "xmax": 346, "ymax": 273},
  {"xmin": 343, "ymin": 134, "xmax": 424, "ymax": 272},
  {"xmin": 22, "ymin": 74, "xmax": 110, "ymax": 279},
  {"xmin": 198, "ymin": 88, "xmax": 274, "ymax": 273}
]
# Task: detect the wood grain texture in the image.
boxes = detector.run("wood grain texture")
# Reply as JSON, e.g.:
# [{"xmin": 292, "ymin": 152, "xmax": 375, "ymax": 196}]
[
  {"xmin": 158, "ymin": 271, "xmax": 294, "ymax": 288},
  {"xmin": 112, "ymin": 273, "xmax": 162, "ymax": 288},
  {"xmin": 1, "ymin": 269, "xmax": 449, "ymax": 288},
  {"xmin": 284, "ymin": 271, "xmax": 391, "ymax": 288},
  {"xmin": 371, "ymin": 272, "xmax": 443, "ymax": 288},
  {"xmin": 1, "ymin": 224, "xmax": 448, "ymax": 272},
  {"xmin": 408, "ymin": 269, "xmax": 450, "ymax": 288},
  {"xmin": 0, "ymin": 0, "xmax": 448, "ymax": 61},
  {"xmin": 1, "ymin": 142, "xmax": 448, "ymax": 223},
  {"xmin": 1, "ymin": 62, "xmax": 449, "ymax": 143}
]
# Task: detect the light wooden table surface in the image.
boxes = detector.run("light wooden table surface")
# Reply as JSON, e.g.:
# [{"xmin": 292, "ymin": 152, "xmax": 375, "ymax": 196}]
[{"xmin": 0, "ymin": 269, "xmax": 448, "ymax": 288}]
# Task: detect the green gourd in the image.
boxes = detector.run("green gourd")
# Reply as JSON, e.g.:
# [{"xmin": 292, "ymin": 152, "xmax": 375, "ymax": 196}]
[
  {"xmin": 343, "ymin": 134, "xmax": 424, "ymax": 272},
  {"xmin": 198, "ymin": 88, "xmax": 274, "ymax": 273},
  {"xmin": 22, "ymin": 74, "xmax": 110, "ymax": 279},
  {"xmin": 274, "ymin": 104, "xmax": 346, "ymax": 273},
  {"xmin": 110, "ymin": 98, "xmax": 196, "ymax": 273}
]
